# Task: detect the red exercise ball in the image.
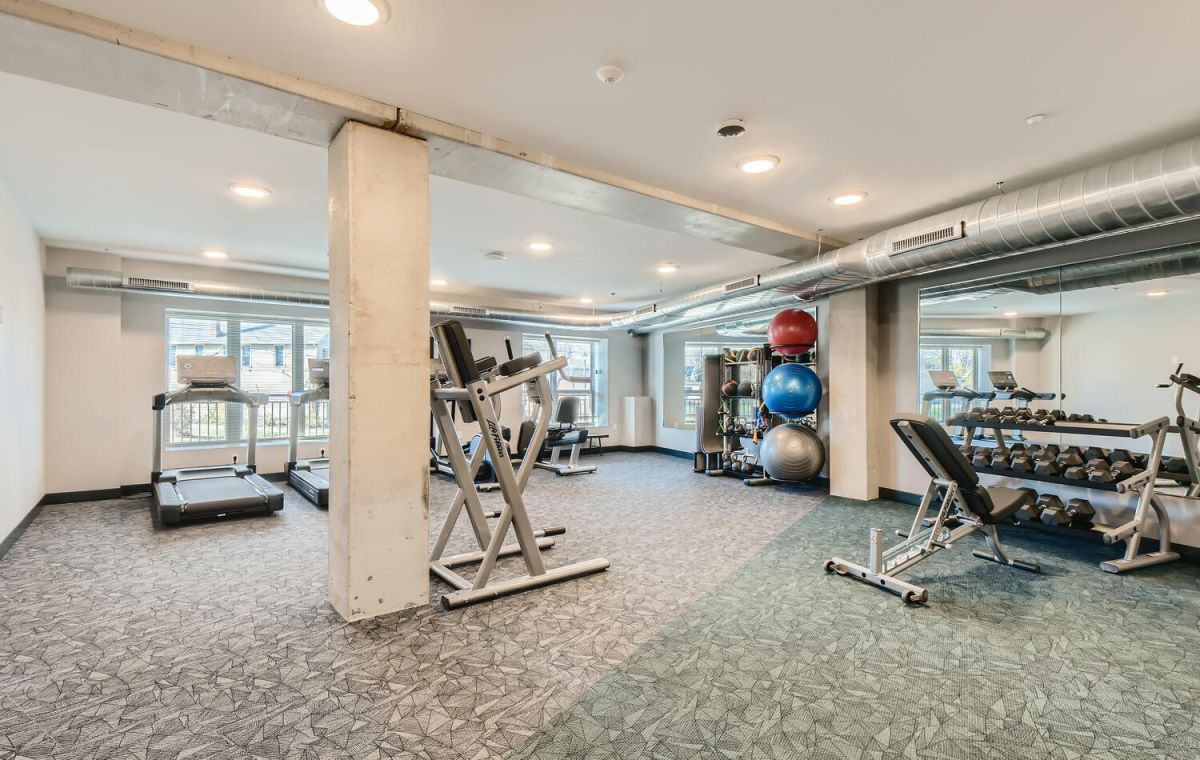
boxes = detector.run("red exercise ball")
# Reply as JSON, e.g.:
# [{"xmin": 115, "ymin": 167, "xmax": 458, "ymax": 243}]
[{"xmin": 767, "ymin": 309, "xmax": 817, "ymax": 356}]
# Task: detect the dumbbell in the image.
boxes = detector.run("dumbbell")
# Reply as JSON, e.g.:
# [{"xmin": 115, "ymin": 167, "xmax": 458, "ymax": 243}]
[
  {"xmin": 1110, "ymin": 461, "xmax": 1137, "ymax": 481},
  {"xmin": 1010, "ymin": 442, "xmax": 1028, "ymax": 454},
  {"xmin": 1038, "ymin": 495, "xmax": 1070, "ymax": 526},
  {"xmin": 1083, "ymin": 447, "xmax": 1109, "ymax": 463},
  {"xmin": 1010, "ymin": 455, "xmax": 1034, "ymax": 474},
  {"xmin": 1034, "ymin": 458, "xmax": 1062, "ymax": 478},
  {"xmin": 1015, "ymin": 408, "xmax": 1034, "ymax": 420},
  {"xmin": 1042, "ymin": 444, "xmax": 1061, "ymax": 458},
  {"xmin": 1164, "ymin": 457, "xmax": 1189, "ymax": 474},
  {"xmin": 990, "ymin": 450, "xmax": 1012, "ymax": 470},
  {"xmin": 1087, "ymin": 458, "xmax": 1116, "ymax": 483},
  {"xmin": 1001, "ymin": 406, "xmax": 1016, "ymax": 415},
  {"xmin": 1107, "ymin": 449, "xmax": 1132, "ymax": 465},
  {"xmin": 1066, "ymin": 498, "xmax": 1096, "ymax": 529},
  {"xmin": 972, "ymin": 450, "xmax": 992, "ymax": 469},
  {"xmin": 1048, "ymin": 410, "xmax": 1067, "ymax": 421},
  {"xmin": 1017, "ymin": 492, "xmax": 1046, "ymax": 521},
  {"xmin": 1056, "ymin": 450, "xmax": 1084, "ymax": 468},
  {"xmin": 1064, "ymin": 466, "xmax": 1088, "ymax": 480}
]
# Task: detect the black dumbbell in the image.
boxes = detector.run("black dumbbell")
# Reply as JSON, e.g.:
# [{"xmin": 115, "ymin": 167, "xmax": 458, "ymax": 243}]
[
  {"xmin": 1107, "ymin": 449, "xmax": 1132, "ymax": 465},
  {"xmin": 991, "ymin": 450, "xmax": 1012, "ymax": 470},
  {"xmin": 972, "ymin": 451, "xmax": 991, "ymax": 469},
  {"xmin": 1067, "ymin": 413, "xmax": 1083, "ymax": 422},
  {"xmin": 1034, "ymin": 459, "xmax": 1062, "ymax": 477},
  {"xmin": 1001, "ymin": 406, "xmax": 1016, "ymax": 415},
  {"xmin": 1064, "ymin": 466, "xmax": 1088, "ymax": 480},
  {"xmin": 1083, "ymin": 447, "xmax": 1109, "ymax": 463},
  {"xmin": 1038, "ymin": 495, "xmax": 1070, "ymax": 526},
  {"xmin": 1018, "ymin": 491, "xmax": 1044, "ymax": 522},
  {"xmin": 1110, "ymin": 461, "xmax": 1137, "ymax": 481},
  {"xmin": 1010, "ymin": 443, "xmax": 1028, "ymax": 455},
  {"xmin": 1164, "ymin": 457, "xmax": 1189, "ymax": 474},
  {"xmin": 1088, "ymin": 461, "xmax": 1116, "ymax": 483},
  {"xmin": 1010, "ymin": 456, "xmax": 1034, "ymax": 474},
  {"xmin": 1042, "ymin": 444, "xmax": 1060, "ymax": 458},
  {"xmin": 1066, "ymin": 498, "xmax": 1095, "ymax": 529},
  {"xmin": 1057, "ymin": 451, "xmax": 1084, "ymax": 468}
]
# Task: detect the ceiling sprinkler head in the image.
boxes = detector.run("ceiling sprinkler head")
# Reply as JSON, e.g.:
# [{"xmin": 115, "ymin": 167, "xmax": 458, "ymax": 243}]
[
  {"xmin": 716, "ymin": 119, "xmax": 746, "ymax": 138},
  {"xmin": 483, "ymin": 250, "xmax": 507, "ymax": 261},
  {"xmin": 596, "ymin": 65, "xmax": 624, "ymax": 85}
]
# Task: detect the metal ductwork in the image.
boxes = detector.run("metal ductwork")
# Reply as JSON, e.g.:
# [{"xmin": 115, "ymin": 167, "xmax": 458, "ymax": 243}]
[
  {"xmin": 921, "ymin": 240, "xmax": 1200, "ymax": 303},
  {"xmin": 65, "ymin": 267, "xmax": 332, "ymax": 307},
  {"xmin": 66, "ymin": 135, "xmax": 1200, "ymax": 333},
  {"xmin": 919, "ymin": 327, "xmax": 1049, "ymax": 340}
]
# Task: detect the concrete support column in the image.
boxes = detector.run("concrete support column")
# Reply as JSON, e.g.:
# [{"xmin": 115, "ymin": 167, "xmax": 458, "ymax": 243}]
[
  {"xmin": 327, "ymin": 121, "xmax": 430, "ymax": 621},
  {"xmin": 826, "ymin": 286, "xmax": 879, "ymax": 501}
]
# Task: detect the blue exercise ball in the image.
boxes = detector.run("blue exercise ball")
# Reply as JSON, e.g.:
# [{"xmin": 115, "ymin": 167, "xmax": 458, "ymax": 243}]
[{"xmin": 761, "ymin": 363, "xmax": 822, "ymax": 417}]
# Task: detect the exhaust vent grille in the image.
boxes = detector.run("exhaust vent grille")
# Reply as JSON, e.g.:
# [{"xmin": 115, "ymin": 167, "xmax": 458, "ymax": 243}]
[
  {"xmin": 451, "ymin": 305, "xmax": 487, "ymax": 318},
  {"xmin": 724, "ymin": 275, "xmax": 760, "ymax": 294},
  {"xmin": 633, "ymin": 304, "xmax": 657, "ymax": 317},
  {"xmin": 890, "ymin": 223, "xmax": 965, "ymax": 256},
  {"xmin": 126, "ymin": 276, "xmax": 193, "ymax": 292}
]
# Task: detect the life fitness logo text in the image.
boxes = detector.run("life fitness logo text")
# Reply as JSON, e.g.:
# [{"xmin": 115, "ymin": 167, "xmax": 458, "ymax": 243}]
[{"xmin": 487, "ymin": 420, "xmax": 508, "ymax": 459}]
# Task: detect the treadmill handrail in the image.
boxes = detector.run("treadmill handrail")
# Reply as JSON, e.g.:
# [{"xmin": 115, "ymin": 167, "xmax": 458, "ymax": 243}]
[
  {"xmin": 152, "ymin": 382, "xmax": 265, "ymax": 473},
  {"xmin": 287, "ymin": 385, "xmax": 332, "ymax": 466}
]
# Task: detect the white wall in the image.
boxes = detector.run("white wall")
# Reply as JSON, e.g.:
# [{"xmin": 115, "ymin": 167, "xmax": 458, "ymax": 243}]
[
  {"xmin": 40, "ymin": 251, "xmax": 649, "ymax": 494},
  {"xmin": 43, "ymin": 249, "xmax": 332, "ymax": 492},
  {"xmin": 0, "ymin": 177, "xmax": 45, "ymax": 539}
]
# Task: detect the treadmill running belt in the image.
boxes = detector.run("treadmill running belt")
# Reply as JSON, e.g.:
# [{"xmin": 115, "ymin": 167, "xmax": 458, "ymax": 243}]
[{"xmin": 175, "ymin": 478, "xmax": 266, "ymax": 513}]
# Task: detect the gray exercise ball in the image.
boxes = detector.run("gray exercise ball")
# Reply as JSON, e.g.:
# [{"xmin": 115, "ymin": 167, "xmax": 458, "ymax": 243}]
[{"xmin": 759, "ymin": 423, "xmax": 825, "ymax": 482}]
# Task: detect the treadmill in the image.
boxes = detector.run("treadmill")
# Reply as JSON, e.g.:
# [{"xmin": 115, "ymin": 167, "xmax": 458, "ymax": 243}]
[
  {"xmin": 988, "ymin": 370, "xmax": 1056, "ymax": 407},
  {"xmin": 287, "ymin": 359, "xmax": 331, "ymax": 508},
  {"xmin": 921, "ymin": 370, "xmax": 994, "ymax": 419},
  {"xmin": 152, "ymin": 355, "xmax": 284, "ymax": 525}
]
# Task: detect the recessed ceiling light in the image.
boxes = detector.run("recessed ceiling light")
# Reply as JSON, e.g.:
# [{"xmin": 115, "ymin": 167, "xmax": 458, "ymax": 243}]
[
  {"xmin": 737, "ymin": 155, "xmax": 780, "ymax": 174},
  {"xmin": 203, "ymin": 250, "xmax": 228, "ymax": 259},
  {"xmin": 529, "ymin": 242, "xmax": 553, "ymax": 252},
  {"xmin": 1024, "ymin": 113, "xmax": 1047, "ymax": 126},
  {"xmin": 1147, "ymin": 290, "xmax": 1169, "ymax": 297},
  {"xmin": 229, "ymin": 183, "xmax": 271, "ymax": 199},
  {"xmin": 1004, "ymin": 311, "xmax": 1019, "ymax": 317},
  {"xmin": 657, "ymin": 263, "xmax": 678, "ymax": 274},
  {"xmin": 321, "ymin": 0, "xmax": 388, "ymax": 26},
  {"xmin": 430, "ymin": 278, "xmax": 448, "ymax": 286},
  {"xmin": 579, "ymin": 297, "xmax": 594, "ymax": 304},
  {"xmin": 829, "ymin": 192, "xmax": 867, "ymax": 206}
]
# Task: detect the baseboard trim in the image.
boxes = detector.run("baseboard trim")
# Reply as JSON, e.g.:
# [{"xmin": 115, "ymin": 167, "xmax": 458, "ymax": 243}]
[
  {"xmin": 41, "ymin": 488, "xmax": 124, "ymax": 506},
  {"xmin": 879, "ymin": 487, "xmax": 922, "ymax": 506},
  {"xmin": 0, "ymin": 498, "xmax": 46, "ymax": 561}
]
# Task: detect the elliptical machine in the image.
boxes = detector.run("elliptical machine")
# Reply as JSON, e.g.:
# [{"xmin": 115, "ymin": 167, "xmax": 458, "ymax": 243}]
[{"xmin": 1160, "ymin": 364, "xmax": 1200, "ymax": 498}]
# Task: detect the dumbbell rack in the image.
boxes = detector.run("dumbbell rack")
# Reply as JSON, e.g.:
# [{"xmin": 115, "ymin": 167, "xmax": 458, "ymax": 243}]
[{"xmin": 952, "ymin": 415, "xmax": 1179, "ymax": 573}]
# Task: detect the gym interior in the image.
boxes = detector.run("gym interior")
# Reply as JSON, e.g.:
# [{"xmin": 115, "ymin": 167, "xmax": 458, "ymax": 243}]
[{"xmin": 1, "ymin": 3, "xmax": 1199, "ymax": 758}]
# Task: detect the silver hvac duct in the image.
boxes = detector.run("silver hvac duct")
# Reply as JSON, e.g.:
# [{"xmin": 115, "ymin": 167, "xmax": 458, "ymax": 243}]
[
  {"xmin": 66, "ymin": 135, "xmax": 1200, "ymax": 332},
  {"xmin": 920, "ymin": 240, "xmax": 1200, "ymax": 303},
  {"xmin": 919, "ymin": 327, "xmax": 1049, "ymax": 340},
  {"xmin": 65, "ymin": 267, "xmax": 331, "ymax": 307}
]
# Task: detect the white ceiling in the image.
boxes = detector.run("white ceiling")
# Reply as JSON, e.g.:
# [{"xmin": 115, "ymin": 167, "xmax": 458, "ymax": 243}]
[
  {"xmin": 0, "ymin": 69, "xmax": 785, "ymax": 309},
  {"xmin": 38, "ymin": 0, "xmax": 1200, "ymax": 243},
  {"xmin": 921, "ymin": 275, "xmax": 1200, "ymax": 317}
]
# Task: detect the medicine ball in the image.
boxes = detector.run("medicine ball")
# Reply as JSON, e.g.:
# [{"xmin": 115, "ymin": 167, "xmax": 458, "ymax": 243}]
[
  {"xmin": 721, "ymin": 380, "xmax": 740, "ymax": 398},
  {"xmin": 738, "ymin": 381, "xmax": 754, "ymax": 397},
  {"xmin": 759, "ymin": 424, "xmax": 825, "ymax": 482},
  {"xmin": 767, "ymin": 309, "xmax": 818, "ymax": 356},
  {"xmin": 761, "ymin": 363, "xmax": 822, "ymax": 417}
]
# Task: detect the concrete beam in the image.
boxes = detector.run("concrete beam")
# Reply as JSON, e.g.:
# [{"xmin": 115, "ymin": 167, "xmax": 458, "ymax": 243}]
[{"xmin": 327, "ymin": 122, "xmax": 430, "ymax": 621}]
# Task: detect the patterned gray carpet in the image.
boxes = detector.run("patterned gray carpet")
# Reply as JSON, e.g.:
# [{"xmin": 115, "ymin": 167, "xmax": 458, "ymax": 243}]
[
  {"xmin": 3, "ymin": 454, "xmax": 1200, "ymax": 759},
  {"xmin": 0, "ymin": 453, "xmax": 820, "ymax": 759},
  {"xmin": 513, "ymin": 496, "xmax": 1200, "ymax": 760}
]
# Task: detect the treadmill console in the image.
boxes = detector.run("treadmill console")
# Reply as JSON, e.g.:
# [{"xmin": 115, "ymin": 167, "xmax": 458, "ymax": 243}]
[
  {"xmin": 307, "ymin": 358, "xmax": 330, "ymax": 387},
  {"xmin": 928, "ymin": 370, "xmax": 959, "ymax": 391},
  {"xmin": 177, "ymin": 355, "xmax": 236, "ymax": 385},
  {"xmin": 988, "ymin": 370, "xmax": 1019, "ymax": 391}
]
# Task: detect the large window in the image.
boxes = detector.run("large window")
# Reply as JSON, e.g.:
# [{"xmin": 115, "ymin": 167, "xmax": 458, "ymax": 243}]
[
  {"xmin": 165, "ymin": 311, "xmax": 330, "ymax": 447},
  {"xmin": 520, "ymin": 334, "xmax": 608, "ymax": 427},
  {"xmin": 682, "ymin": 339, "xmax": 762, "ymax": 425},
  {"xmin": 918, "ymin": 342, "xmax": 992, "ymax": 421}
]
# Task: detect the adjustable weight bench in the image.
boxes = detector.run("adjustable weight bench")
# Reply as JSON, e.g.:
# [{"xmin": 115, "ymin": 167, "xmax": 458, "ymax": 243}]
[{"xmin": 825, "ymin": 413, "xmax": 1040, "ymax": 604}]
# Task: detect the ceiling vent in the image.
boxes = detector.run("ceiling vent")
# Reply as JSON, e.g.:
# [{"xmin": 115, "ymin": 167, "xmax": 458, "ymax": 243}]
[
  {"xmin": 127, "ymin": 276, "xmax": 193, "ymax": 292},
  {"xmin": 451, "ymin": 305, "xmax": 487, "ymax": 318},
  {"xmin": 724, "ymin": 275, "xmax": 760, "ymax": 294},
  {"xmin": 633, "ymin": 304, "xmax": 657, "ymax": 317},
  {"xmin": 890, "ymin": 223, "xmax": 965, "ymax": 256},
  {"xmin": 483, "ymin": 250, "xmax": 507, "ymax": 261}
]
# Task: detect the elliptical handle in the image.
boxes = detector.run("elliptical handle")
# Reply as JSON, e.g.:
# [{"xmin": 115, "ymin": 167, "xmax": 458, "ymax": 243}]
[{"xmin": 544, "ymin": 331, "xmax": 592, "ymax": 384}]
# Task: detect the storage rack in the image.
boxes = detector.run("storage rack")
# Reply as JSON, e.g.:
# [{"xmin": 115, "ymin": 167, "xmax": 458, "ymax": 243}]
[{"xmin": 951, "ymin": 414, "xmax": 1179, "ymax": 573}]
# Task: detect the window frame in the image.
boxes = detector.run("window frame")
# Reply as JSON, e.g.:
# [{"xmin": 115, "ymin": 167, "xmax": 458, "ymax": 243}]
[
  {"xmin": 917, "ymin": 341, "xmax": 993, "ymax": 421},
  {"xmin": 164, "ymin": 309, "xmax": 331, "ymax": 449},
  {"xmin": 520, "ymin": 333, "xmax": 608, "ymax": 428}
]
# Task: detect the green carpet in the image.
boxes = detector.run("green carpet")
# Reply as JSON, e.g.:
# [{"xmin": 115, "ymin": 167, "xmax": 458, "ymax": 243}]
[{"xmin": 511, "ymin": 496, "xmax": 1200, "ymax": 760}]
